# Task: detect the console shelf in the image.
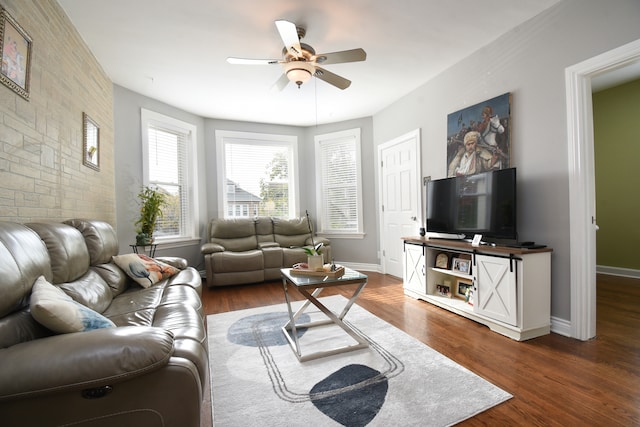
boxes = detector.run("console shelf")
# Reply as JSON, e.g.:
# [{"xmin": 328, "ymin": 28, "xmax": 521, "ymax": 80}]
[{"xmin": 402, "ymin": 237, "xmax": 552, "ymax": 341}]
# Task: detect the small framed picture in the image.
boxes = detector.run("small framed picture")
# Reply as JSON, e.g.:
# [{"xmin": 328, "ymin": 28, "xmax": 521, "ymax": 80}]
[
  {"xmin": 83, "ymin": 112, "xmax": 100, "ymax": 171},
  {"xmin": 452, "ymin": 257, "xmax": 471, "ymax": 274},
  {"xmin": 456, "ymin": 279, "xmax": 473, "ymax": 300},
  {"xmin": 0, "ymin": 7, "xmax": 32, "ymax": 100},
  {"xmin": 435, "ymin": 252, "xmax": 449, "ymax": 269},
  {"xmin": 436, "ymin": 284, "xmax": 451, "ymax": 298}
]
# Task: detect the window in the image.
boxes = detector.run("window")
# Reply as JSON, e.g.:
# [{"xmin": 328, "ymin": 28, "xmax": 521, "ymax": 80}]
[
  {"xmin": 215, "ymin": 130, "xmax": 298, "ymax": 218},
  {"xmin": 141, "ymin": 109, "xmax": 198, "ymax": 242},
  {"xmin": 315, "ymin": 128, "xmax": 364, "ymax": 237}
]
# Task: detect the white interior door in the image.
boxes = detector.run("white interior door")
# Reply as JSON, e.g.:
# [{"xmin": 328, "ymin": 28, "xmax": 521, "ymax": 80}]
[{"xmin": 378, "ymin": 129, "xmax": 421, "ymax": 278}]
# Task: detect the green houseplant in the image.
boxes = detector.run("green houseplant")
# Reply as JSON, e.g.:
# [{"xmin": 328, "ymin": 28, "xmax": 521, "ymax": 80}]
[
  {"xmin": 303, "ymin": 210, "xmax": 324, "ymax": 271},
  {"xmin": 135, "ymin": 186, "xmax": 166, "ymax": 245}
]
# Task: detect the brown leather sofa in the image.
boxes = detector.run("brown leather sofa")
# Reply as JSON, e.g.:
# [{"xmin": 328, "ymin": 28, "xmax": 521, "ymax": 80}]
[
  {"xmin": 201, "ymin": 216, "xmax": 331, "ymax": 287},
  {"xmin": 0, "ymin": 219, "xmax": 207, "ymax": 427}
]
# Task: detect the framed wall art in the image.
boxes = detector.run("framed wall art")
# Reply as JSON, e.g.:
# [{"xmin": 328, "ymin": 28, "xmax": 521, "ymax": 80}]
[
  {"xmin": 446, "ymin": 92, "xmax": 512, "ymax": 177},
  {"xmin": 0, "ymin": 7, "xmax": 32, "ymax": 100},
  {"xmin": 83, "ymin": 113, "xmax": 100, "ymax": 171}
]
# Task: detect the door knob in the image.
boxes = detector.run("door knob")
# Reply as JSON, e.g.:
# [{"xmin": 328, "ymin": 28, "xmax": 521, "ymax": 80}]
[{"xmin": 410, "ymin": 216, "xmax": 417, "ymax": 221}]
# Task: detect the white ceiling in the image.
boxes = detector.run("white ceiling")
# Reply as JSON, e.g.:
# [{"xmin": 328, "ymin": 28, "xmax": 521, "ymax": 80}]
[{"xmin": 58, "ymin": 0, "xmax": 562, "ymax": 126}]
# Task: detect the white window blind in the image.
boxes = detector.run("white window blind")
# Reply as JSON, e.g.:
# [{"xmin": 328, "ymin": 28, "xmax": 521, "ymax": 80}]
[
  {"xmin": 216, "ymin": 130, "xmax": 298, "ymax": 219},
  {"xmin": 315, "ymin": 129, "xmax": 363, "ymax": 235},
  {"xmin": 141, "ymin": 109, "xmax": 197, "ymax": 242},
  {"xmin": 147, "ymin": 126, "xmax": 186, "ymax": 237}
]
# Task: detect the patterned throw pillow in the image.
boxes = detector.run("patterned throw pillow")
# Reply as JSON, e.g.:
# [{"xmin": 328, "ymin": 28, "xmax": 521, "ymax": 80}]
[
  {"xmin": 30, "ymin": 276, "xmax": 115, "ymax": 333},
  {"xmin": 112, "ymin": 253, "xmax": 180, "ymax": 288}
]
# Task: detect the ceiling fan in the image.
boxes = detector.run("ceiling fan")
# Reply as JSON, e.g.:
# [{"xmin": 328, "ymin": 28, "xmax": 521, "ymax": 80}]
[{"xmin": 227, "ymin": 20, "xmax": 366, "ymax": 90}]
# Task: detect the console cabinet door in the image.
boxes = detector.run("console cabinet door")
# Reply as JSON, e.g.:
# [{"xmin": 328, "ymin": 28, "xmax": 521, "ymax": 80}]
[
  {"xmin": 404, "ymin": 243, "xmax": 426, "ymax": 294},
  {"xmin": 474, "ymin": 254, "xmax": 517, "ymax": 326}
]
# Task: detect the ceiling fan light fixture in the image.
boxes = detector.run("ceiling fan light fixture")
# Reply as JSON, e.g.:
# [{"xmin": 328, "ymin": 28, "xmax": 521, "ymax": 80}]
[{"xmin": 284, "ymin": 61, "xmax": 314, "ymax": 88}]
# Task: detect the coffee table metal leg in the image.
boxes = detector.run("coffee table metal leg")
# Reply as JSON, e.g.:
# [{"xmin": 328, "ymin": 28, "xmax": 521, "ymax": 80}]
[
  {"xmin": 281, "ymin": 278, "xmax": 302, "ymax": 359},
  {"xmin": 281, "ymin": 278, "xmax": 369, "ymax": 362},
  {"xmin": 337, "ymin": 281, "xmax": 367, "ymax": 320}
]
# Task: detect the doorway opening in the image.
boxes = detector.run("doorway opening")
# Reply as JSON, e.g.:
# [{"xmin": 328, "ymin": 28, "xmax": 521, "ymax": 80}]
[{"xmin": 566, "ymin": 38, "xmax": 640, "ymax": 340}]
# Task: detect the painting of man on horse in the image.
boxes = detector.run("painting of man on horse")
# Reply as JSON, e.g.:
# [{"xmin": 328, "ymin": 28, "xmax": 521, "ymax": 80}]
[{"xmin": 447, "ymin": 93, "xmax": 511, "ymax": 177}]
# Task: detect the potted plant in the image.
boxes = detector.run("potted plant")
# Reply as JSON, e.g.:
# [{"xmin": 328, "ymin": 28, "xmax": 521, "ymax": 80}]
[
  {"xmin": 135, "ymin": 186, "xmax": 166, "ymax": 245},
  {"xmin": 303, "ymin": 242, "xmax": 324, "ymax": 270},
  {"xmin": 303, "ymin": 210, "xmax": 324, "ymax": 271}
]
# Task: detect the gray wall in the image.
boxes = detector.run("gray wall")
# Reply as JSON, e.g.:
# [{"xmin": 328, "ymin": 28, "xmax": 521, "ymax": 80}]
[
  {"xmin": 113, "ymin": 85, "xmax": 207, "ymax": 268},
  {"xmin": 372, "ymin": 0, "xmax": 640, "ymax": 322},
  {"xmin": 303, "ymin": 118, "xmax": 377, "ymax": 264},
  {"xmin": 114, "ymin": 87, "xmax": 376, "ymax": 270}
]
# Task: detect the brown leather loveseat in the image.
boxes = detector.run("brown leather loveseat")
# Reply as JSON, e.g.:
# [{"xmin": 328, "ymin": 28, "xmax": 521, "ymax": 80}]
[
  {"xmin": 0, "ymin": 219, "xmax": 207, "ymax": 427},
  {"xmin": 201, "ymin": 216, "xmax": 331, "ymax": 287}
]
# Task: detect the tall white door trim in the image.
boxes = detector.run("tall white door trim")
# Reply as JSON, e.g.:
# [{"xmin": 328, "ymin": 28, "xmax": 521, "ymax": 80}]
[{"xmin": 565, "ymin": 38, "xmax": 640, "ymax": 340}]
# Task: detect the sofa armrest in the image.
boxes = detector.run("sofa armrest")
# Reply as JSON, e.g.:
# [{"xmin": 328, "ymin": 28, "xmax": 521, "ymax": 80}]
[
  {"xmin": 305, "ymin": 236, "xmax": 331, "ymax": 246},
  {"xmin": 0, "ymin": 326, "xmax": 173, "ymax": 400},
  {"xmin": 201, "ymin": 242, "xmax": 225, "ymax": 255},
  {"xmin": 155, "ymin": 256, "xmax": 188, "ymax": 270}
]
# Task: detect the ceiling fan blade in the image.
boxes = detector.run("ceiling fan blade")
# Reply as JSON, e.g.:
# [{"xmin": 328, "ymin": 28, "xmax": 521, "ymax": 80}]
[
  {"xmin": 227, "ymin": 57, "xmax": 281, "ymax": 65},
  {"xmin": 275, "ymin": 20, "xmax": 302, "ymax": 58},
  {"xmin": 313, "ymin": 48, "xmax": 367, "ymax": 65},
  {"xmin": 314, "ymin": 66, "xmax": 351, "ymax": 90},
  {"xmin": 271, "ymin": 73, "xmax": 290, "ymax": 92}
]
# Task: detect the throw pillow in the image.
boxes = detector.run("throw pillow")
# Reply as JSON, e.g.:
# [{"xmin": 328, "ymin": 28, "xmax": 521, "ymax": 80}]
[
  {"xmin": 30, "ymin": 276, "xmax": 115, "ymax": 333},
  {"xmin": 112, "ymin": 253, "xmax": 180, "ymax": 288}
]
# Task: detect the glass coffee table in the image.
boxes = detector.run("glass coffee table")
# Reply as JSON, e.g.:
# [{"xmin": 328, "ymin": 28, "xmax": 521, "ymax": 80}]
[{"xmin": 280, "ymin": 267, "xmax": 369, "ymax": 362}]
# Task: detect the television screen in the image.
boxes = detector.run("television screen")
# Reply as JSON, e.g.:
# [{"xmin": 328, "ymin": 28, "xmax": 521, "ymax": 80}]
[{"xmin": 426, "ymin": 168, "xmax": 517, "ymax": 241}]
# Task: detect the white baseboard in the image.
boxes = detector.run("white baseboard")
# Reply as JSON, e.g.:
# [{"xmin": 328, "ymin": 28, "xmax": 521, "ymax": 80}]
[
  {"xmin": 550, "ymin": 316, "xmax": 572, "ymax": 338},
  {"xmin": 596, "ymin": 265, "xmax": 640, "ymax": 279},
  {"xmin": 337, "ymin": 262, "xmax": 382, "ymax": 273},
  {"xmin": 550, "ymin": 266, "xmax": 640, "ymax": 341}
]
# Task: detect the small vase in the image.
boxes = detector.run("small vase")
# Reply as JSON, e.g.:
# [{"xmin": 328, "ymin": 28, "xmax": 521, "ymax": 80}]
[{"xmin": 307, "ymin": 255, "xmax": 324, "ymax": 272}]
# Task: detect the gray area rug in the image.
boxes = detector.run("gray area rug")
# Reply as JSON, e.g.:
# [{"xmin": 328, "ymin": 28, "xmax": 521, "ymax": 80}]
[{"xmin": 208, "ymin": 295, "xmax": 511, "ymax": 426}]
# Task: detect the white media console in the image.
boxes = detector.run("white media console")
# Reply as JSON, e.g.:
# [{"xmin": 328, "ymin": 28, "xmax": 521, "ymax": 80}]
[{"xmin": 402, "ymin": 237, "xmax": 552, "ymax": 341}]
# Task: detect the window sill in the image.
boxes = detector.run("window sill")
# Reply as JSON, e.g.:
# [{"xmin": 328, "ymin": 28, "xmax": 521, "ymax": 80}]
[
  {"xmin": 153, "ymin": 237, "xmax": 201, "ymax": 249},
  {"xmin": 317, "ymin": 232, "xmax": 366, "ymax": 239}
]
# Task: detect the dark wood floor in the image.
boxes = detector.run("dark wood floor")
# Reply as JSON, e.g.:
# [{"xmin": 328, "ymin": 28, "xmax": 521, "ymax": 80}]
[{"xmin": 201, "ymin": 272, "xmax": 640, "ymax": 426}]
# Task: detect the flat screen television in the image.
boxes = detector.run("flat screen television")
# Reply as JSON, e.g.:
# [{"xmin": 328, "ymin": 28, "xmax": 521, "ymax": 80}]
[{"xmin": 426, "ymin": 167, "xmax": 517, "ymax": 242}]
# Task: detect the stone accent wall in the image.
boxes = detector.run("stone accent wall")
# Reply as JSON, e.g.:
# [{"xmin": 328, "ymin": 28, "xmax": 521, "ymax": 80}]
[{"xmin": 0, "ymin": 0, "xmax": 115, "ymax": 224}]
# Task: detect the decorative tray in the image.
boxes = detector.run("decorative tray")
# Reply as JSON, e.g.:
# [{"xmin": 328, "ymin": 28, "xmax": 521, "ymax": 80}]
[{"xmin": 290, "ymin": 265, "xmax": 345, "ymax": 278}]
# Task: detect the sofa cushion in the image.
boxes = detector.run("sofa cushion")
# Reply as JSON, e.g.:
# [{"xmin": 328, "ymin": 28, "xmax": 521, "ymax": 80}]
[
  {"xmin": 255, "ymin": 217, "xmax": 275, "ymax": 245},
  {"xmin": 30, "ymin": 276, "xmax": 115, "ymax": 333},
  {"xmin": 262, "ymin": 246, "xmax": 283, "ymax": 269},
  {"xmin": 26, "ymin": 222, "xmax": 90, "ymax": 284},
  {"xmin": 211, "ymin": 249, "xmax": 264, "ymax": 273},
  {"xmin": 91, "ymin": 262, "xmax": 130, "ymax": 296},
  {"xmin": 64, "ymin": 219, "xmax": 119, "ymax": 265},
  {"xmin": 273, "ymin": 217, "xmax": 312, "ymax": 247},
  {"xmin": 57, "ymin": 269, "xmax": 114, "ymax": 314},
  {"xmin": 0, "ymin": 222, "xmax": 53, "ymax": 319},
  {"xmin": 112, "ymin": 253, "xmax": 180, "ymax": 288},
  {"xmin": 208, "ymin": 218, "xmax": 258, "ymax": 251}
]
